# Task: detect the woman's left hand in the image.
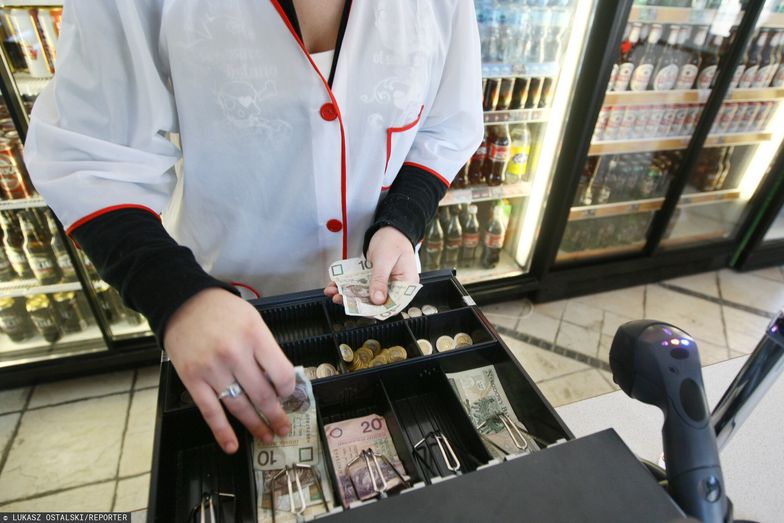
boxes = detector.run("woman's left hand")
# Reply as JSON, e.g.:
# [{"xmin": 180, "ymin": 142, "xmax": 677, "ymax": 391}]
[{"xmin": 324, "ymin": 226, "xmax": 419, "ymax": 305}]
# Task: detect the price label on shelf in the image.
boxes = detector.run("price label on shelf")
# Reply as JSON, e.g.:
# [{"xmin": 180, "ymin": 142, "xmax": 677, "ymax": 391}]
[
  {"xmin": 628, "ymin": 203, "xmax": 641, "ymax": 213},
  {"xmin": 638, "ymin": 7, "xmax": 657, "ymax": 22},
  {"xmin": 472, "ymin": 187, "xmax": 491, "ymax": 201},
  {"xmin": 689, "ymin": 9, "xmax": 714, "ymax": 24}
]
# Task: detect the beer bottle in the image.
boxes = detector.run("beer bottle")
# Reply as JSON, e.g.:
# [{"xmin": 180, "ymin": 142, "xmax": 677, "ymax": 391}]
[
  {"xmin": 630, "ymin": 24, "xmax": 663, "ymax": 91},
  {"xmin": 509, "ymin": 77, "xmax": 530, "ymax": 110},
  {"xmin": 460, "ymin": 205, "xmax": 480, "ymax": 268},
  {"xmin": 538, "ymin": 77, "xmax": 555, "ymax": 108},
  {"xmin": 0, "ymin": 296, "xmax": 34, "ymax": 342},
  {"xmin": 421, "ymin": 218, "xmax": 444, "ymax": 271},
  {"xmin": 0, "ymin": 224, "xmax": 13, "ymax": 280},
  {"xmin": 443, "ymin": 210, "xmax": 462, "ymax": 269},
  {"xmin": 754, "ymin": 30, "xmax": 780, "ymax": 87},
  {"xmin": 53, "ymin": 291, "xmax": 85, "ymax": 333},
  {"xmin": 468, "ymin": 128, "xmax": 489, "ymax": 186},
  {"xmin": 480, "ymin": 205, "xmax": 507, "ymax": 269},
  {"xmin": 483, "ymin": 78, "xmax": 501, "ymax": 112},
  {"xmin": 675, "ymin": 26, "xmax": 706, "ymax": 90},
  {"xmin": 496, "ymin": 78, "xmax": 514, "ymax": 111},
  {"xmin": 94, "ymin": 280, "xmax": 126, "ymax": 324},
  {"xmin": 26, "ymin": 294, "xmax": 61, "ymax": 342},
  {"xmin": 767, "ymin": 30, "xmax": 784, "ymax": 87},
  {"xmin": 0, "ymin": 210, "xmax": 32, "ymax": 279},
  {"xmin": 613, "ymin": 23, "xmax": 642, "ymax": 92},
  {"xmin": 739, "ymin": 29, "xmax": 769, "ymax": 89},
  {"xmin": 525, "ymin": 77, "xmax": 544, "ymax": 109},
  {"xmin": 46, "ymin": 212, "xmax": 77, "ymax": 282},
  {"xmin": 696, "ymin": 34, "xmax": 722, "ymax": 90},
  {"xmin": 486, "ymin": 125, "xmax": 511, "ymax": 187},
  {"xmin": 19, "ymin": 210, "xmax": 61, "ymax": 285},
  {"xmin": 651, "ymin": 25, "xmax": 680, "ymax": 91},
  {"xmin": 505, "ymin": 124, "xmax": 532, "ymax": 184}
]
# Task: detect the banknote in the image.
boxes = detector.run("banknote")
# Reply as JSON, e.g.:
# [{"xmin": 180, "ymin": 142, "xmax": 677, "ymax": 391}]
[
  {"xmin": 446, "ymin": 366, "xmax": 540, "ymax": 459},
  {"xmin": 254, "ymin": 367, "xmax": 333, "ymax": 522},
  {"xmin": 329, "ymin": 258, "xmax": 422, "ymax": 321},
  {"xmin": 324, "ymin": 413, "xmax": 410, "ymax": 505}
]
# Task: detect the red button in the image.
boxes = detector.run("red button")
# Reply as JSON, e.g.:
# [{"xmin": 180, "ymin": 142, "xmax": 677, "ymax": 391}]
[
  {"xmin": 326, "ymin": 219, "xmax": 343, "ymax": 233},
  {"xmin": 320, "ymin": 103, "xmax": 338, "ymax": 121}
]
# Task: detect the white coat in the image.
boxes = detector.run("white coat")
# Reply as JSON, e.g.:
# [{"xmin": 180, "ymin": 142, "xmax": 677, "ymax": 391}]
[{"xmin": 25, "ymin": 0, "xmax": 484, "ymax": 298}]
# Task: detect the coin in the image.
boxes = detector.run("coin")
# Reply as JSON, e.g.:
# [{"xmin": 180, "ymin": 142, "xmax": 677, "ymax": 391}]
[
  {"xmin": 454, "ymin": 332, "xmax": 473, "ymax": 348},
  {"xmin": 436, "ymin": 335, "xmax": 456, "ymax": 352},
  {"xmin": 316, "ymin": 363, "xmax": 338, "ymax": 378},
  {"xmin": 408, "ymin": 307, "xmax": 422, "ymax": 317},
  {"xmin": 355, "ymin": 347, "xmax": 374, "ymax": 364},
  {"xmin": 363, "ymin": 339, "xmax": 382, "ymax": 356},
  {"xmin": 401, "ymin": 311, "xmax": 410, "ymax": 319},
  {"xmin": 304, "ymin": 367, "xmax": 318, "ymax": 380},
  {"xmin": 339, "ymin": 343, "xmax": 354, "ymax": 363},
  {"xmin": 388, "ymin": 346, "xmax": 407, "ymax": 362},
  {"xmin": 417, "ymin": 339, "xmax": 433, "ymax": 355},
  {"xmin": 370, "ymin": 354, "xmax": 389, "ymax": 366},
  {"xmin": 421, "ymin": 304, "xmax": 438, "ymax": 315}
]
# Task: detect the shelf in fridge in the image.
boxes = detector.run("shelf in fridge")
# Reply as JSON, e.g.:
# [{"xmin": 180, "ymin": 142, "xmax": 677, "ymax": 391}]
[
  {"xmin": 482, "ymin": 62, "xmax": 559, "ymax": 78},
  {"xmin": 679, "ymin": 188, "xmax": 741, "ymax": 207},
  {"xmin": 0, "ymin": 279, "xmax": 83, "ymax": 299},
  {"xmin": 0, "ymin": 1, "xmax": 61, "ymax": 7},
  {"xmin": 569, "ymin": 198, "xmax": 665, "ymax": 221},
  {"xmin": 0, "ymin": 324, "xmax": 105, "ymax": 369},
  {"xmin": 0, "ymin": 196, "xmax": 48, "ymax": 211},
  {"xmin": 589, "ymin": 131, "xmax": 773, "ymax": 155},
  {"xmin": 557, "ymin": 242, "xmax": 647, "ymax": 264},
  {"xmin": 603, "ymin": 87, "xmax": 784, "ymax": 106},
  {"xmin": 11, "ymin": 71, "xmax": 51, "ymax": 98},
  {"xmin": 455, "ymin": 249, "xmax": 522, "ymax": 285},
  {"xmin": 629, "ymin": 4, "xmax": 784, "ymax": 28},
  {"xmin": 484, "ymin": 108, "xmax": 550, "ymax": 125},
  {"xmin": 440, "ymin": 182, "xmax": 531, "ymax": 207}
]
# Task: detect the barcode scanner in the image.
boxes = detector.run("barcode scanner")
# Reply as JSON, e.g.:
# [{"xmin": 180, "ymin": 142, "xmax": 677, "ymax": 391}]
[{"xmin": 610, "ymin": 320, "xmax": 730, "ymax": 523}]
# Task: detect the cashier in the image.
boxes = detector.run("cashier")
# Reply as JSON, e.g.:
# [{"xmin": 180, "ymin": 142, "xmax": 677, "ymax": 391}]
[{"xmin": 24, "ymin": 0, "xmax": 483, "ymax": 453}]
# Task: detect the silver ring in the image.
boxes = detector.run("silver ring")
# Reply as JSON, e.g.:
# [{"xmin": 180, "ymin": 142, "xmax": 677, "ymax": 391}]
[{"xmin": 218, "ymin": 381, "xmax": 243, "ymax": 400}]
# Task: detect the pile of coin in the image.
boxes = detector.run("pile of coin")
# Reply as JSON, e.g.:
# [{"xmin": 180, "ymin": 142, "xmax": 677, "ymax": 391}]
[
  {"xmin": 304, "ymin": 363, "xmax": 339, "ymax": 380},
  {"xmin": 434, "ymin": 332, "xmax": 474, "ymax": 353},
  {"xmin": 332, "ymin": 317, "xmax": 376, "ymax": 332},
  {"xmin": 340, "ymin": 338, "xmax": 408, "ymax": 371},
  {"xmin": 401, "ymin": 304, "xmax": 439, "ymax": 319}
]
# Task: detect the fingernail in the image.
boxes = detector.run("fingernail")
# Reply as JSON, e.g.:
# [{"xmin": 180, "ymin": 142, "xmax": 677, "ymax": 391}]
[
  {"xmin": 225, "ymin": 440, "xmax": 237, "ymax": 453},
  {"xmin": 263, "ymin": 433, "xmax": 274, "ymax": 444},
  {"xmin": 374, "ymin": 291, "xmax": 384, "ymax": 303}
]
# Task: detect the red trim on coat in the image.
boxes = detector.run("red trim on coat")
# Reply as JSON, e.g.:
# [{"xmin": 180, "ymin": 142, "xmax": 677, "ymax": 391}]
[
  {"xmin": 231, "ymin": 282, "xmax": 262, "ymax": 299},
  {"xmin": 385, "ymin": 105, "xmax": 424, "ymax": 173},
  {"xmin": 270, "ymin": 0, "xmax": 350, "ymax": 259},
  {"xmin": 66, "ymin": 204, "xmax": 160, "ymax": 237},
  {"xmin": 403, "ymin": 161, "xmax": 451, "ymax": 188}
]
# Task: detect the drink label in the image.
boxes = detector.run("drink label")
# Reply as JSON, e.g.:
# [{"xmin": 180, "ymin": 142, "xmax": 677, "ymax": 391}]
[
  {"xmin": 646, "ymin": 107, "xmax": 665, "ymax": 135},
  {"xmin": 696, "ymin": 65, "xmax": 717, "ymax": 89},
  {"xmin": 752, "ymin": 102, "xmax": 773, "ymax": 130},
  {"xmin": 738, "ymin": 65, "xmax": 758, "ymax": 89},
  {"xmin": 613, "ymin": 63, "xmax": 634, "ymax": 91},
  {"xmin": 0, "ymin": 253, "xmax": 10, "ymax": 272},
  {"xmin": 754, "ymin": 65, "xmax": 776, "ymax": 88},
  {"xmin": 32, "ymin": 316, "xmax": 56, "ymax": 330},
  {"xmin": 29, "ymin": 255, "xmax": 55, "ymax": 272},
  {"xmin": 670, "ymin": 105, "xmax": 688, "ymax": 136},
  {"xmin": 445, "ymin": 238, "xmax": 462, "ymax": 250},
  {"xmin": 484, "ymin": 232, "xmax": 505, "ymax": 249},
  {"xmin": 675, "ymin": 64, "xmax": 699, "ymax": 90},
  {"xmin": 7, "ymin": 247, "xmax": 28, "ymax": 274},
  {"xmin": 630, "ymin": 64, "xmax": 654, "ymax": 91},
  {"xmin": 652, "ymin": 64, "xmax": 679, "ymax": 91},
  {"xmin": 57, "ymin": 253, "xmax": 73, "ymax": 270},
  {"xmin": 683, "ymin": 105, "xmax": 700, "ymax": 133},
  {"xmin": 0, "ymin": 315, "xmax": 20, "ymax": 331},
  {"xmin": 739, "ymin": 103, "xmax": 760, "ymax": 130},
  {"xmin": 716, "ymin": 103, "xmax": 737, "ymax": 132},
  {"xmin": 730, "ymin": 64, "xmax": 745, "ymax": 89},
  {"xmin": 608, "ymin": 64, "xmax": 619, "ymax": 91},
  {"xmin": 729, "ymin": 103, "xmax": 747, "ymax": 132},
  {"xmin": 772, "ymin": 65, "xmax": 784, "ymax": 87},
  {"xmin": 604, "ymin": 106, "xmax": 623, "ymax": 140},
  {"xmin": 471, "ymin": 147, "xmax": 486, "ymax": 163},
  {"xmin": 619, "ymin": 107, "xmax": 637, "ymax": 138},
  {"xmin": 658, "ymin": 106, "xmax": 677, "ymax": 136},
  {"xmin": 489, "ymin": 144, "xmax": 510, "ymax": 162},
  {"xmin": 506, "ymin": 145, "xmax": 530, "ymax": 176},
  {"xmin": 462, "ymin": 232, "xmax": 480, "ymax": 248},
  {"xmin": 424, "ymin": 240, "xmax": 443, "ymax": 254}
]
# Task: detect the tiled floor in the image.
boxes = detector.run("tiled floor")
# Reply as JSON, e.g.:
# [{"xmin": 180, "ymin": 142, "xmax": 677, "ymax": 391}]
[{"xmin": 0, "ymin": 266, "xmax": 780, "ymax": 512}]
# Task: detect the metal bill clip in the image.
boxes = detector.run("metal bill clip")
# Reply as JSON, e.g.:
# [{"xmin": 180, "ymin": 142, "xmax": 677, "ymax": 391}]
[
  {"xmin": 346, "ymin": 448, "xmax": 410, "ymax": 500},
  {"xmin": 477, "ymin": 412, "xmax": 539, "ymax": 453},
  {"xmin": 190, "ymin": 491, "xmax": 236, "ymax": 523},
  {"xmin": 269, "ymin": 464, "xmax": 329, "ymax": 523},
  {"xmin": 414, "ymin": 431, "xmax": 461, "ymax": 473}
]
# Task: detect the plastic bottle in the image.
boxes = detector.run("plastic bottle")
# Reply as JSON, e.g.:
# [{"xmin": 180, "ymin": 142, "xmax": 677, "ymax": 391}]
[
  {"xmin": 505, "ymin": 124, "xmax": 532, "ymax": 184},
  {"xmin": 480, "ymin": 205, "xmax": 507, "ymax": 269},
  {"xmin": 460, "ymin": 205, "xmax": 481, "ymax": 268}
]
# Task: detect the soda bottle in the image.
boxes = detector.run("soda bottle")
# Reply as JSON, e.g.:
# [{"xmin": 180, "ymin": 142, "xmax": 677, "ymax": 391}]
[
  {"xmin": 19, "ymin": 210, "xmax": 61, "ymax": 285},
  {"xmin": 460, "ymin": 205, "xmax": 480, "ymax": 268},
  {"xmin": 505, "ymin": 124, "xmax": 532, "ymax": 184},
  {"xmin": 453, "ymin": 162, "xmax": 469, "ymax": 189},
  {"xmin": 468, "ymin": 128, "xmax": 489, "ymax": 186},
  {"xmin": 438, "ymin": 206, "xmax": 451, "ymax": 235},
  {"xmin": 443, "ymin": 210, "xmax": 462, "ymax": 269},
  {"xmin": 486, "ymin": 125, "xmax": 511, "ymax": 186},
  {"xmin": 421, "ymin": 218, "xmax": 444, "ymax": 271},
  {"xmin": 0, "ymin": 210, "xmax": 32, "ymax": 279},
  {"xmin": 481, "ymin": 205, "xmax": 507, "ymax": 269}
]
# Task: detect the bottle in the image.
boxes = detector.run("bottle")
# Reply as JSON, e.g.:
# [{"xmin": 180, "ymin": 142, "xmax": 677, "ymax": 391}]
[
  {"xmin": 509, "ymin": 77, "xmax": 530, "ymax": 110},
  {"xmin": 46, "ymin": 212, "xmax": 77, "ymax": 282},
  {"xmin": 468, "ymin": 128, "xmax": 489, "ymax": 186},
  {"xmin": 0, "ymin": 227, "xmax": 12, "ymax": 280},
  {"xmin": 739, "ymin": 29, "xmax": 769, "ymax": 88},
  {"xmin": 675, "ymin": 26, "xmax": 706, "ymax": 90},
  {"xmin": 526, "ymin": 6, "xmax": 549, "ymax": 64},
  {"xmin": 771, "ymin": 30, "xmax": 784, "ymax": 87},
  {"xmin": 652, "ymin": 25, "xmax": 681, "ymax": 90},
  {"xmin": 421, "ymin": 218, "xmax": 444, "ymax": 271},
  {"xmin": 696, "ymin": 34, "xmax": 722, "ymax": 90},
  {"xmin": 438, "ymin": 206, "xmax": 451, "ymax": 235},
  {"xmin": 480, "ymin": 205, "xmax": 507, "ymax": 269},
  {"xmin": 52, "ymin": 291, "xmax": 85, "ymax": 334},
  {"xmin": 538, "ymin": 77, "xmax": 555, "ymax": 108},
  {"xmin": 543, "ymin": 7, "xmax": 568, "ymax": 63},
  {"xmin": 483, "ymin": 78, "xmax": 501, "ymax": 112},
  {"xmin": 443, "ymin": 210, "xmax": 462, "ymax": 269},
  {"xmin": 608, "ymin": 23, "xmax": 630, "ymax": 89},
  {"xmin": 0, "ymin": 210, "xmax": 32, "ymax": 279},
  {"xmin": 630, "ymin": 24, "xmax": 663, "ymax": 91},
  {"xmin": 453, "ymin": 162, "xmax": 469, "ymax": 189},
  {"xmin": 763, "ymin": 30, "xmax": 783, "ymax": 87},
  {"xmin": 460, "ymin": 205, "xmax": 480, "ymax": 268},
  {"xmin": 19, "ymin": 210, "xmax": 61, "ymax": 285},
  {"xmin": 0, "ymin": 296, "xmax": 34, "ymax": 342},
  {"xmin": 26, "ymin": 294, "xmax": 62, "ymax": 343},
  {"xmin": 613, "ymin": 23, "xmax": 642, "ymax": 92},
  {"xmin": 505, "ymin": 124, "xmax": 532, "ymax": 184},
  {"xmin": 486, "ymin": 125, "xmax": 511, "ymax": 186},
  {"xmin": 715, "ymin": 146, "xmax": 733, "ymax": 190},
  {"xmin": 754, "ymin": 30, "xmax": 780, "ymax": 88},
  {"xmin": 525, "ymin": 77, "xmax": 544, "ymax": 109},
  {"xmin": 496, "ymin": 78, "xmax": 515, "ymax": 111}
]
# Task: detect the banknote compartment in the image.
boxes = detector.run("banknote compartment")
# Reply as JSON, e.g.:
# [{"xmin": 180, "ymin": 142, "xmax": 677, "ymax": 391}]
[
  {"xmin": 324, "ymin": 300, "xmax": 392, "ymax": 333},
  {"xmin": 380, "ymin": 365, "xmax": 493, "ymax": 482},
  {"xmin": 162, "ymin": 362, "xmax": 198, "ymax": 413},
  {"xmin": 334, "ymin": 320, "xmax": 423, "ymax": 365},
  {"xmin": 406, "ymin": 308, "xmax": 495, "ymax": 353},
  {"xmin": 258, "ymin": 299, "xmax": 331, "ymax": 343},
  {"xmin": 313, "ymin": 373, "xmax": 423, "ymax": 506},
  {"xmin": 281, "ymin": 334, "xmax": 344, "ymax": 375},
  {"xmin": 404, "ymin": 277, "xmax": 468, "ymax": 313}
]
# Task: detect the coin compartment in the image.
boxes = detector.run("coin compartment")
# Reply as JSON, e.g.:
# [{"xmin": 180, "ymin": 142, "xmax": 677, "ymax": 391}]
[
  {"xmin": 259, "ymin": 299, "xmax": 331, "ymax": 343},
  {"xmin": 380, "ymin": 365, "xmax": 492, "ymax": 482},
  {"xmin": 281, "ymin": 334, "xmax": 343, "ymax": 376},
  {"xmin": 333, "ymin": 320, "xmax": 423, "ymax": 368},
  {"xmin": 403, "ymin": 277, "xmax": 470, "ymax": 314},
  {"xmin": 324, "ymin": 300, "xmax": 390, "ymax": 333},
  {"xmin": 313, "ymin": 374, "xmax": 422, "ymax": 507},
  {"xmin": 406, "ymin": 308, "xmax": 495, "ymax": 353}
]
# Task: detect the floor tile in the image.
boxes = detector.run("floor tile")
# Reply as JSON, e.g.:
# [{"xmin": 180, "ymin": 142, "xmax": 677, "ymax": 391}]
[
  {"xmin": 722, "ymin": 306, "xmax": 771, "ymax": 354},
  {"xmin": 119, "ymin": 388, "xmax": 157, "ymax": 477},
  {"xmin": 533, "ymin": 299, "xmax": 568, "ymax": 321},
  {"xmin": 602, "ymin": 311, "xmax": 636, "ymax": 337},
  {"xmin": 28, "ymin": 370, "xmax": 134, "ymax": 409},
  {"xmin": 747, "ymin": 266, "xmax": 784, "ymax": 283},
  {"xmin": 0, "ymin": 412, "xmax": 20, "ymax": 456},
  {"xmin": 481, "ymin": 300, "xmax": 527, "ymax": 330},
  {"xmin": 573, "ymin": 285, "xmax": 646, "ymax": 319},
  {"xmin": 598, "ymin": 369, "xmax": 620, "ymax": 391},
  {"xmin": 645, "ymin": 285, "xmax": 727, "ymax": 347},
  {"xmin": 0, "ymin": 393, "xmax": 128, "ymax": 503},
  {"xmin": 505, "ymin": 338, "xmax": 589, "ymax": 383},
  {"xmin": 134, "ymin": 365, "xmax": 161, "ymax": 390},
  {"xmin": 554, "ymin": 321, "xmax": 601, "ymax": 358},
  {"xmin": 664, "ymin": 271, "xmax": 720, "ymax": 298},
  {"xmin": 696, "ymin": 339, "xmax": 732, "ymax": 366},
  {"xmin": 718, "ymin": 269, "xmax": 784, "ymax": 314},
  {"xmin": 597, "ymin": 334, "xmax": 613, "ymax": 364},
  {"xmin": 537, "ymin": 369, "xmax": 615, "ymax": 407},
  {"xmin": 0, "ymin": 481, "xmax": 115, "ymax": 511},
  {"xmin": 115, "ymin": 473, "xmax": 150, "ymax": 512},
  {"xmin": 562, "ymin": 301, "xmax": 604, "ymax": 331},
  {"xmin": 0, "ymin": 387, "xmax": 29, "ymax": 415},
  {"xmin": 514, "ymin": 310, "xmax": 561, "ymax": 345}
]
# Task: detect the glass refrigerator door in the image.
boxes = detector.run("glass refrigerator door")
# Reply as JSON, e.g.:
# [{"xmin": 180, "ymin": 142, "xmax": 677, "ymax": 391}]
[
  {"xmin": 661, "ymin": 3, "xmax": 784, "ymax": 248},
  {"xmin": 555, "ymin": 1, "xmax": 750, "ymax": 264},
  {"xmin": 420, "ymin": 0, "xmax": 596, "ymax": 285},
  {"xmin": 0, "ymin": 2, "xmax": 152, "ymax": 351}
]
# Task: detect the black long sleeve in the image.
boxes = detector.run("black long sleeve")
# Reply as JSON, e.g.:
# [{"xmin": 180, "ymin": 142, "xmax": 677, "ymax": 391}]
[{"xmin": 70, "ymin": 210, "xmax": 238, "ymax": 346}]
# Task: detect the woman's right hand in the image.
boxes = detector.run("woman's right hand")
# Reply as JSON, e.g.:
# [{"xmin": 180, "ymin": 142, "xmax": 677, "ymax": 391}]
[{"xmin": 163, "ymin": 287, "xmax": 296, "ymax": 454}]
